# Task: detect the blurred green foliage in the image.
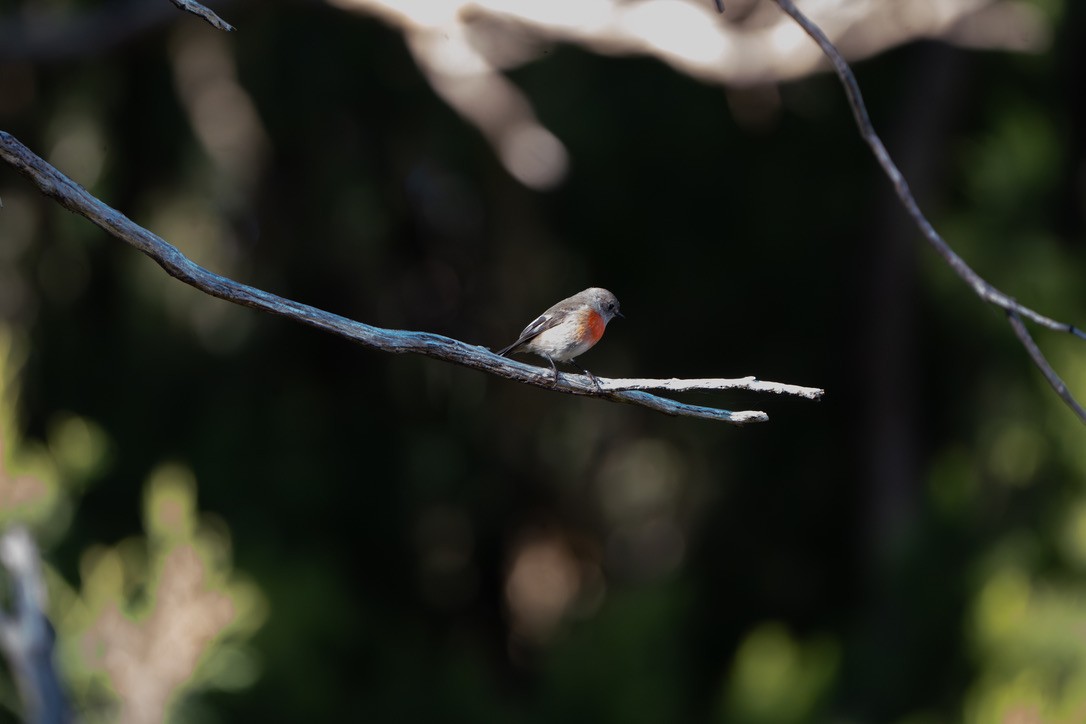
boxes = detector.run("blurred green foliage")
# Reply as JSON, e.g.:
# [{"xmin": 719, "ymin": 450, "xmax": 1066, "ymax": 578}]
[
  {"xmin": 1, "ymin": 0, "xmax": 1085, "ymax": 722},
  {"xmin": 0, "ymin": 337, "xmax": 262, "ymax": 721}
]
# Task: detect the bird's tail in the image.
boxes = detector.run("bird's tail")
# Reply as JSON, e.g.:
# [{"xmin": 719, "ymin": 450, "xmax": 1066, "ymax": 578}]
[{"xmin": 496, "ymin": 342, "xmax": 518, "ymax": 357}]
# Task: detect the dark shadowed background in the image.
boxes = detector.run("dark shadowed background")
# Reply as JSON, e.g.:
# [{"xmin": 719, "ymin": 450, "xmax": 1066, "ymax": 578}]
[{"xmin": 1, "ymin": 0, "xmax": 1085, "ymax": 721}]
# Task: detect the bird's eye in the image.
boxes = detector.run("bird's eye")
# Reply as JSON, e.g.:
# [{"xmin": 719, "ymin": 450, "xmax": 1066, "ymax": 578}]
[{"xmin": 608, "ymin": 302, "xmax": 615, "ymax": 311}]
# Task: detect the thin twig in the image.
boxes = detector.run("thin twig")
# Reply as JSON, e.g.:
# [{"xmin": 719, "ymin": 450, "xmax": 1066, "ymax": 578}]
[
  {"xmin": 773, "ymin": 0, "xmax": 1086, "ymax": 424},
  {"xmin": 0, "ymin": 528, "xmax": 71, "ymax": 724},
  {"xmin": 168, "ymin": 0, "xmax": 235, "ymax": 32},
  {"xmin": 599, "ymin": 376, "xmax": 823, "ymax": 399},
  {"xmin": 0, "ymin": 131, "xmax": 814, "ymax": 425},
  {"xmin": 1007, "ymin": 311, "xmax": 1086, "ymax": 420},
  {"xmin": 0, "ymin": 1, "xmax": 239, "ymax": 63}
]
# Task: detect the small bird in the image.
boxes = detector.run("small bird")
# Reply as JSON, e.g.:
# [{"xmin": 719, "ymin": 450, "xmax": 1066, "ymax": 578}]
[{"xmin": 497, "ymin": 287, "xmax": 622, "ymax": 387}]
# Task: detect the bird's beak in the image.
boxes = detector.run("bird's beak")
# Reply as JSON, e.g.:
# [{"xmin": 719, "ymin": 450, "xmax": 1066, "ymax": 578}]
[{"xmin": 615, "ymin": 310, "xmax": 624, "ymax": 319}]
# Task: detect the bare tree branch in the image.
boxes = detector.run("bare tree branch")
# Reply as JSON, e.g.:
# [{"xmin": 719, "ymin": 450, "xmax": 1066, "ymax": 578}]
[
  {"xmin": 168, "ymin": 0, "xmax": 235, "ymax": 32},
  {"xmin": 0, "ymin": 527, "xmax": 71, "ymax": 724},
  {"xmin": 773, "ymin": 0, "xmax": 1086, "ymax": 424},
  {"xmin": 0, "ymin": 131, "xmax": 817, "ymax": 425}
]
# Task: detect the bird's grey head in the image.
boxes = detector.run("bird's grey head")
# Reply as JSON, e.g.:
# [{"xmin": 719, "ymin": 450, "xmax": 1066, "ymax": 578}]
[{"xmin": 584, "ymin": 287, "xmax": 622, "ymax": 322}]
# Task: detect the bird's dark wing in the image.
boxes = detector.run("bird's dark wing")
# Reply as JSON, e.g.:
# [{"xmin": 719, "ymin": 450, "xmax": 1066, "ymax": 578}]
[{"xmin": 496, "ymin": 312, "xmax": 563, "ymax": 356}]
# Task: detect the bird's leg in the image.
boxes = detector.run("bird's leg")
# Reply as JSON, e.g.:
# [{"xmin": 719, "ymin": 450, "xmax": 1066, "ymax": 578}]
[
  {"xmin": 570, "ymin": 359, "xmax": 602, "ymax": 391},
  {"xmin": 545, "ymin": 356, "xmax": 559, "ymax": 386}
]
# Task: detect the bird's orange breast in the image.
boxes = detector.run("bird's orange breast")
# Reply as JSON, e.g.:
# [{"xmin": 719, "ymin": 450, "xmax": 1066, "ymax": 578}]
[{"xmin": 582, "ymin": 309, "xmax": 606, "ymax": 345}]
